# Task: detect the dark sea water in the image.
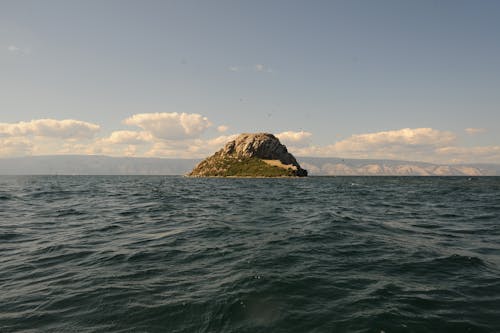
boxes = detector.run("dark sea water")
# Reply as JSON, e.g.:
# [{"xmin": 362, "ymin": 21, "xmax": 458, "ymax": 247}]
[{"xmin": 1, "ymin": 176, "xmax": 500, "ymax": 333}]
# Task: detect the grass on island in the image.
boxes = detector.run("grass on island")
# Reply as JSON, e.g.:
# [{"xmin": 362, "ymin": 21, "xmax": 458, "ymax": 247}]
[{"xmin": 191, "ymin": 156, "xmax": 297, "ymax": 177}]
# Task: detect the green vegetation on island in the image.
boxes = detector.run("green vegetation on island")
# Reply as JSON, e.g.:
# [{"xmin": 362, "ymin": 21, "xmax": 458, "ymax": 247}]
[{"xmin": 190, "ymin": 156, "xmax": 298, "ymax": 177}]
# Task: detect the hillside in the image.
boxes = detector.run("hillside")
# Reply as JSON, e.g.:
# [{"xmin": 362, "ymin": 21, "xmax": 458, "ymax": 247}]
[{"xmin": 188, "ymin": 133, "xmax": 307, "ymax": 177}]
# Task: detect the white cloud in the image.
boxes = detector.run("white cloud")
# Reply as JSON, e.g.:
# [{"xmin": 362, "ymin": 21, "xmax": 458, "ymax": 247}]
[
  {"xmin": 228, "ymin": 64, "xmax": 273, "ymax": 73},
  {"xmin": 6, "ymin": 45, "xmax": 31, "ymax": 55},
  {"xmin": 254, "ymin": 64, "xmax": 273, "ymax": 73},
  {"xmin": 123, "ymin": 145, "xmax": 138, "ymax": 157},
  {"xmin": 435, "ymin": 146, "xmax": 500, "ymax": 163},
  {"xmin": 335, "ymin": 128, "xmax": 456, "ymax": 151},
  {"xmin": 145, "ymin": 134, "xmax": 238, "ymax": 158},
  {"xmin": 281, "ymin": 127, "xmax": 499, "ymax": 164},
  {"xmin": 59, "ymin": 138, "xmax": 149, "ymax": 157},
  {"xmin": 255, "ymin": 64, "xmax": 265, "ymax": 72},
  {"xmin": 57, "ymin": 142, "xmax": 96, "ymax": 155},
  {"xmin": 0, "ymin": 115, "xmax": 235, "ymax": 159},
  {"xmin": 0, "ymin": 118, "xmax": 497, "ymax": 164},
  {"xmin": 82, "ymin": 130, "xmax": 153, "ymax": 156},
  {"xmin": 0, "ymin": 119, "xmax": 100, "ymax": 139},
  {"xmin": 123, "ymin": 112, "xmax": 211, "ymax": 140},
  {"xmin": 0, "ymin": 137, "xmax": 33, "ymax": 157},
  {"xmin": 465, "ymin": 128, "xmax": 487, "ymax": 135},
  {"xmin": 204, "ymin": 134, "xmax": 238, "ymax": 149},
  {"xmin": 7, "ymin": 45, "xmax": 19, "ymax": 52},
  {"xmin": 217, "ymin": 125, "xmax": 229, "ymax": 133},
  {"xmin": 276, "ymin": 131, "xmax": 312, "ymax": 147},
  {"xmin": 104, "ymin": 130, "xmax": 152, "ymax": 144},
  {"xmin": 288, "ymin": 128, "xmax": 458, "ymax": 162}
]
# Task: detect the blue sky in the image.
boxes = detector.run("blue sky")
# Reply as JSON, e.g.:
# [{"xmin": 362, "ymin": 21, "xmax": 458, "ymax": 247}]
[{"xmin": 1, "ymin": 0, "xmax": 500, "ymax": 163}]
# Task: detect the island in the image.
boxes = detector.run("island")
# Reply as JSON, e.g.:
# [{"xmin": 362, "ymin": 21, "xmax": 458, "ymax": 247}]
[{"xmin": 188, "ymin": 133, "xmax": 308, "ymax": 177}]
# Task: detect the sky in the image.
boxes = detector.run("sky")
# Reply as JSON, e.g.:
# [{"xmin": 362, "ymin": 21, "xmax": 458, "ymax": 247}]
[{"xmin": 1, "ymin": 0, "xmax": 500, "ymax": 163}]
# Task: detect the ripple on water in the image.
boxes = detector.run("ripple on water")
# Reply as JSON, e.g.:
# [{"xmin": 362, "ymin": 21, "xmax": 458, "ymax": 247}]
[{"xmin": 0, "ymin": 176, "xmax": 500, "ymax": 332}]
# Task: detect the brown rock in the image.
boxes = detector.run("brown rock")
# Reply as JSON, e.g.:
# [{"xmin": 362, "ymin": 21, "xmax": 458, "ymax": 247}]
[{"xmin": 188, "ymin": 133, "xmax": 307, "ymax": 177}]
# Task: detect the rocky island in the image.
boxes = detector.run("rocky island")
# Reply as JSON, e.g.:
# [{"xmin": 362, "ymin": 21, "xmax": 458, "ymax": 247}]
[{"xmin": 188, "ymin": 133, "xmax": 308, "ymax": 177}]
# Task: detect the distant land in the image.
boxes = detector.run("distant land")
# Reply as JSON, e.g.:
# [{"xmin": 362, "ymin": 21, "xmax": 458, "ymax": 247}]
[{"xmin": 1, "ymin": 155, "xmax": 499, "ymax": 176}]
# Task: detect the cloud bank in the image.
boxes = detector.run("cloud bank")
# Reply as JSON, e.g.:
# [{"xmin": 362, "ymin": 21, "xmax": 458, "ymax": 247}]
[
  {"xmin": 286, "ymin": 128, "xmax": 499, "ymax": 164},
  {"xmin": 0, "ymin": 119, "xmax": 100, "ymax": 139},
  {"xmin": 0, "ymin": 116, "xmax": 498, "ymax": 164},
  {"xmin": 276, "ymin": 131, "xmax": 312, "ymax": 147},
  {"xmin": 228, "ymin": 64, "xmax": 273, "ymax": 73},
  {"xmin": 465, "ymin": 128, "xmax": 487, "ymax": 135},
  {"xmin": 6, "ymin": 44, "xmax": 31, "ymax": 55},
  {"xmin": 123, "ymin": 112, "xmax": 211, "ymax": 140},
  {"xmin": 104, "ymin": 131, "xmax": 153, "ymax": 145},
  {"xmin": 330, "ymin": 128, "xmax": 456, "ymax": 155}
]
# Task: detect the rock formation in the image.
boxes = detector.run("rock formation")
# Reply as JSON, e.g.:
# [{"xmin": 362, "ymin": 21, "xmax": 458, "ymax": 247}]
[{"xmin": 188, "ymin": 133, "xmax": 308, "ymax": 177}]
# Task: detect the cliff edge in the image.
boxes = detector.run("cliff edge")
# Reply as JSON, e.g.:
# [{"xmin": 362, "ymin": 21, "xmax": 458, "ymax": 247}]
[{"xmin": 188, "ymin": 133, "xmax": 308, "ymax": 177}]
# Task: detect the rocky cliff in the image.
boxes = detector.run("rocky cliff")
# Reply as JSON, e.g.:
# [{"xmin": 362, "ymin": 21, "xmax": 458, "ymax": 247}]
[{"xmin": 188, "ymin": 133, "xmax": 308, "ymax": 177}]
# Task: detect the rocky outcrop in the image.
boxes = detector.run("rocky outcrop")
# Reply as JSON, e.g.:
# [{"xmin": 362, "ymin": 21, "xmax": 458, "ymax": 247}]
[{"xmin": 188, "ymin": 133, "xmax": 308, "ymax": 177}]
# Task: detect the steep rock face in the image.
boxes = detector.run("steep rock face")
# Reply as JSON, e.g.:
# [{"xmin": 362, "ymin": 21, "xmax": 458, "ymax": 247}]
[{"xmin": 188, "ymin": 133, "xmax": 307, "ymax": 177}]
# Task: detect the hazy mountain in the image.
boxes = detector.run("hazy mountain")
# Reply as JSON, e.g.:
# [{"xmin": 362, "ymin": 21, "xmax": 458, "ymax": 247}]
[
  {"xmin": 0, "ymin": 155, "xmax": 200, "ymax": 175},
  {"xmin": 297, "ymin": 157, "xmax": 500, "ymax": 176},
  {"xmin": 0, "ymin": 155, "xmax": 499, "ymax": 176}
]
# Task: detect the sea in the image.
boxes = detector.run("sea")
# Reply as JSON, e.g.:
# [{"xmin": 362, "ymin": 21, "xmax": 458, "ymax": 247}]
[{"xmin": 1, "ymin": 176, "xmax": 499, "ymax": 333}]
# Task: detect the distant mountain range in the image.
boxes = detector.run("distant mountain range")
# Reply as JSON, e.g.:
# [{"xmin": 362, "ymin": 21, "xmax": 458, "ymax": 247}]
[
  {"xmin": 298, "ymin": 157, "xmax": 500, "ymax": 176},
  {"xmin": 0, "ymin": 155, "xmax": 499, "ymax": 176}
]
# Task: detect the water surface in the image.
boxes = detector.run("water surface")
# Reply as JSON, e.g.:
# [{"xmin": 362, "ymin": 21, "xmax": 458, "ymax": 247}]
[{"xmin": 1, "ymin": 176, "xmax": 499, "ymax": 332}]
